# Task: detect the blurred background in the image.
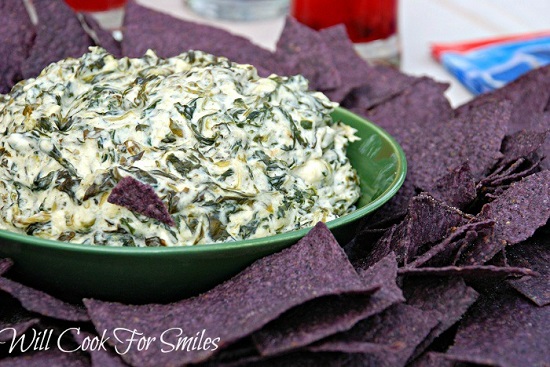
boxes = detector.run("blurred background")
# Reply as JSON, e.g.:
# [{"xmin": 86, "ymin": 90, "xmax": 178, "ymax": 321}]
[{"xmin": 69, "ymin": 0, "xmax": 550, "ymax": 107}]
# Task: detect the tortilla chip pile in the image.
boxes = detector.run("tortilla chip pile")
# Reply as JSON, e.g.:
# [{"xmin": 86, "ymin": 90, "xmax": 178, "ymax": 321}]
[{"xmin": 1, "ymin": 1, "xmax": 549, "ymax": 366}]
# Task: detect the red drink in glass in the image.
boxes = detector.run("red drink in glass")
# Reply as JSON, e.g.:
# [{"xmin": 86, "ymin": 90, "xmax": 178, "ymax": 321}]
[
  {"xmin": 65, "ymin": 0, "xmax": 126, "ymax": 12},
  {"xmin": 291, "ymin": 0, "xmax": 399, "ymax": 64}
]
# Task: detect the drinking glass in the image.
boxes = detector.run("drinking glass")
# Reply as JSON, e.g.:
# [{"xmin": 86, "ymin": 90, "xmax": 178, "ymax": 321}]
[{"xmin": 291, "ymin": 0, "xmax": 399, "ymax": 65}]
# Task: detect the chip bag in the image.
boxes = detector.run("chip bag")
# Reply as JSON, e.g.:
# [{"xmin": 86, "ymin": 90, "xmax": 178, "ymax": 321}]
[{"xmin": 432, "ymin": 31, "xmax": 550, "ymax": 94}]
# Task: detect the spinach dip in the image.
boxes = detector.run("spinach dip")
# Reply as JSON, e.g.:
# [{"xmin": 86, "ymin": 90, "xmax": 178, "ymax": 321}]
[{"xmin": 0, "ymin": 47, "xmax": 360, "ymax": 246}]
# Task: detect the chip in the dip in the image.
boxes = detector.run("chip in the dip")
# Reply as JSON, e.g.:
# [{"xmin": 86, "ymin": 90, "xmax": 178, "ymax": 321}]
[{"xmin": 0, "ymin": 48, "xmax": 360, "ymax": 247}]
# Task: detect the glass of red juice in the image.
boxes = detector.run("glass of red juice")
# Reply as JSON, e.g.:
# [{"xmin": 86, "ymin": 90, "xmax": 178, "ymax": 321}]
[
  {"xmin": 65, "ymin": 0, "xmax": 126, "ymax": 12},
  {"xmin": 291, "ymin": 0, "xmax": 399, "ymax": 65},
  {"xmin": 65, "ymin": 0, "xmax": 126, "ymax": 29}
]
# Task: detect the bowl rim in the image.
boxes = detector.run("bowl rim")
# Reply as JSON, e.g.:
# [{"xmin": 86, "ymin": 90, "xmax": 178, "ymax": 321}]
[{"xmin": 0, "ymin": 107, "xmax": 407, "ymax": 255}]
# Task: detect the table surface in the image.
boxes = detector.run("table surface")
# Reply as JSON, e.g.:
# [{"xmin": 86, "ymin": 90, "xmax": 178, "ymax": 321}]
[{"xmin": 133, "ymin": 0, "xmax": 550, "ymax": 107}]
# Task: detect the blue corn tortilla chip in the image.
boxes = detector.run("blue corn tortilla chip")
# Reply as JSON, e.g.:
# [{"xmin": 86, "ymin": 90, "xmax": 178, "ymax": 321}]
[
  {"xmin": 84, "ymin": 223, "xmax": 369, "ymax": 366},
  {"xmin": 201, "ymin": 338, "xmax": 260, "ymax": 367},
  {"xmin": 78, "ymin": 14, "xmax": 122, "ymax": 58},
  {"xmin": 407, "ymin": 352, "xmax": 463, "ymax": 367},
  {"xmin": 318, "ymin": 25, "xmax": 371, "ymax": 102},
  {"xmin": 427, "ymin": 163, "xmax": 477, "ymax": 210},
  {"xmin": 347, "ymin": 79, "xmax": 454, "ymax": 221},
  {"xmin": 398, "ymin": 195, "xmax": 472, "ymax": 264},
  {"xmin": 310, "ymin": 304, "xmax": 439, "ymax": 367},
  {"xmin": 0, "ymin": 293, "xmax": 40, "ymax": 344},
  {"xmin": 0, "ymin": 348, "xmax": 90, "ymax": 367},
  {"xmin": 499, "ymin": 129, "xmax": 549, "ymax": 167},
  {"xmin": 362, "ymin": 97, "xmax": 507, "ymax": 200},
  {"xmin": 479, "ymin": 154, "xmax": 544, "ymax": 197},
  {"xmin": 224, "ymin": 350, "xmax": 386, "ymax": 367},
  {"xmin": 21, "ymin": 0, "xmax": 92, "ymax": 79},
  {"xmin": 457, "ymin": 64, "xmax": 550, "ymax": 134},
  {"xmin": 362, "ymin": 194, "xmax": 472, "ymax": 267},
  {"xmin": 0, "ymin": 276, "xmax": 89, "ymax": 322},
  {"xmin": 412, "ymin": 100, "xmax": 510, "ymax": 190},
  {"xmin": 343, "ymin": 227, "xmax": 388, "ymax": 262},
  {"xmin": 458, "ymin": 65, "xmax": 550, "ymax": 169},
  {"xmin": 274, "ymin": 17, "xmax": 341, "ymax": 91},
  {"xmin": 460, "ymin": 170, "xmax": 550, "ymax": 264},
  {"xmin": 406, "ymin": 219, "xmax": 494, "ymax": 268},
  {"xmin": 107, "ymin": 176, "xmax": 174, "ymax": 226},
  {"xmin": 0, "ymin": 259, "xmax": 13, "ymax": 276},
  {"xmin": 506, "ymin": 228, "xmax": 550, "ymax": 306},
  {"xmin": 0, "ymin": 0, "xmax": 35, "ymax": 93},
  {"xmin": 444, "ymin": 284, "xmax": 550, "ymax": 367},
  {"xmin": 121, "ymin": 2, "xmax": 281, "ymax": 77},
  {"xmin": 402, "ymin": 277, "xmax": 479, "ymax": 361},
  {"xmin": 252, "ymin": 253, "xmax": 403, "ymax": 356},
  {"xmin": 317, "ymin": 25, "xmax": 415, "ymax": 103},
  {"xmin": 353, "ymin": 224, "xmax": 398, "ymax": 270},
  {"xmin": 353, "ymin": 77, "xmax": 453, "ymax": 155},
  {"xmin": 398, "ymin": 265, "xmax": 536, "ymax": 279},
  {"xmin": 342, "ymin": 61, "xmax": 422, "ymax": 114},
  {"xmin": 71, "ymin": 330, "xmax": 129, "ymax": 367},
  {"xmin": 359, "ymin": 179, "xmax": 414, "ymax": 229},
  {"xmin": 477, "ymin": 130, "xmax": 548, "ymax": 195}
]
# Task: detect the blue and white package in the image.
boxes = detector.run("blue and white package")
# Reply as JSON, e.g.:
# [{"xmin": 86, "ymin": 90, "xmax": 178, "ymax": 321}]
[{"xmin": 433, "ymin": 32, "xmax": 550, "ymax": 95}]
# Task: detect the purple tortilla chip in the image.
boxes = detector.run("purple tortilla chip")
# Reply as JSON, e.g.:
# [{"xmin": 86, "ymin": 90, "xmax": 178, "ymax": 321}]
[
  {"xmin": 407, "ymin": 352, "xmax": 463, "ymax": 367},
  {"xmin": 541, "ymin": 112, "xmax": 550, "ymax": 170},
  {"xmin": 457, "ymin": 64, "xmax": 550, "ymax": 135},
  {"xmin": 318, "ymin": 25, "xmax": 371, "ymax": 102},
  {"xmin": 499, "ymin": 129, "xmax": 549, "ymax": 167},
  {"xmin": 367, "ymin": 194, "xmax": 472, "ymax": 266},
  {"xmin": 445, "ymin": 284, "xmax": 550, "ymax": 367},
  {"xmin": 506, "ymin": 228, "xmax": 550, "ymax": 306},
  {"xmin": 311, "ymin": 304, "xmax": 439, "ymax": 367},
  {"xmin": 347, "ymin": 78, "xmax": 455, "ymax": 215},
  {"xmin": 360, "ymin": 179, "xmax": 414, "ymax": 228},
  {"xmin": 122, "ymin": 2, "xmax": 280, "ymax": 77},
  {"xmin": 0, "ymin": 0, "xmax": 35, "ymax": 93},
  {"xmin": 427, "ymin": 163, "xmax": 477, "ymax": 210},
  {"xmin": 274, "ymin": 17, "xmax": 341, "ymax": 91},
  {"xmin": 343, "ymin": 227, "xmax": 388, "ymax": 262},
  {"xmin": 204, "ymin": 338, "xmax": 261, "ymax": 367},
  {"xmin": 0, "ymin": 293, "xmax": 40, "ymax": 343},
  {"xmin": 398, "ymin": 265, "xmax": 536, "ymax": 279},
  {"xmin": 402, "ymin": 277, "xmax": 479, "ymax": 361},
  {"xmin": 71, "ymin": 330, "xmax": 129, "ymax": 367},
  {"xmin": 252, "ymin": 253, "xmax": 403, "ymax": 356},
  {"xmin": 412, "ymin": 100, "xmax": 511, "ymax": 190},
  {"xmin": 406, "ymin": 219, "xmax": 494, "ymax": 268},
  {"xmin": 460, "ymin": 170, "xmax": 550, "ymax": 265},
  {"xmin": 479, "ymin": 154, "xmax": 544, "ymax": 196},
  {"xmin": 343, "ymin": 65, "xmax": 420, "ymax": 112},
  {"xmin": 107, "ymin": 176, "xmax": 174, "ymax": 226},
  {"xmin": 355, "ymin": 77, "xmax": 453, "ymax": 155},
  {"xmin": 78, "ymin": 14, "xmax": 122, "ymax": 58},
  {"xmin": 21, "ymin": 0, "xmax": 92, "ymax": 79},
  {"xmin": 400, "ymin": 195, "xmax": 472, "ymax": 264},
  {"xmin": 478, "ymin": 129, "xmax": 548, "ymax": 195},
  {"xmin": 0, "ymin": 277, "xmax": 89, "ymax": 322},
  {"xmin": 0, "ymin": 259, "xmax": 13, "ymax": 276},
  {"xmin": 84, "ymin": 222, "xmax": 369, "ymax": 366},
  {"xmin": 318, "ymin": 25, "xmax": 415, "ymax": 103},
  {"xmin": 229, "ymin": 351, "xmax": 384, "ymax": 367},
  {"xmin": 354, "ymin": 224, "xmax": 398, "ymax": 270},
  {"xmin": 0, "ymin": 349, "xmax": 90, "ymax": 367}
]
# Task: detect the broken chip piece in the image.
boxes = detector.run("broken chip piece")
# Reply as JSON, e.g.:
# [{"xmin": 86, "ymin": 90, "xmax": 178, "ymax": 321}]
[{"xmin": 107, "ymin": 176, "xmax": 175, "ymax": 227}]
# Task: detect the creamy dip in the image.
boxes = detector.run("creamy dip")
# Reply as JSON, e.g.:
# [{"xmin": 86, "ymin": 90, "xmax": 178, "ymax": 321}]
[{"xmin": 0, "ymin": 47, "xmax": 360, "ymax": 246}]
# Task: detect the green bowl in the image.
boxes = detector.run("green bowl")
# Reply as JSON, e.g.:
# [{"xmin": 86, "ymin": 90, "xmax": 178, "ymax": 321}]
[{"xmin": 0, "ymin": 108, "xmax": 406, "ymax": 304}]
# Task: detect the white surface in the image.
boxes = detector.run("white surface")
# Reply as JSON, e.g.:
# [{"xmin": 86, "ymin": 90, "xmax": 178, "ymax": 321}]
[{"xmin": 135, "ymin": 0, "xmax": 550, "ymax": 107}]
